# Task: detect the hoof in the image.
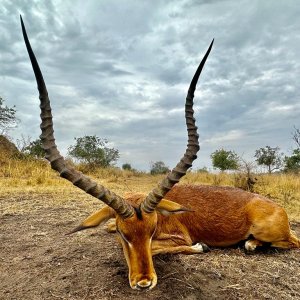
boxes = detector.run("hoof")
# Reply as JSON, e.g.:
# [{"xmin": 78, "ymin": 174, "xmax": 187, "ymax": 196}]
[
  {"xmin": 202, "ymin": 243, "xmax": 210, "ymax": 253},
  {"xmin": 192, "ymin": 242, "xmax": 210, "ymax": 253}
]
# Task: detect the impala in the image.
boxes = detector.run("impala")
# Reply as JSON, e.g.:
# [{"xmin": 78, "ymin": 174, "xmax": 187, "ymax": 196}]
[{"xmin": 21, "ymin": 16, "xmax": 299, "ymax": 291}]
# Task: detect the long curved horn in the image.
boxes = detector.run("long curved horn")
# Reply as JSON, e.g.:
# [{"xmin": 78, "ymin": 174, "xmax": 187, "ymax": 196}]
[
  {"xmin": 141, "ymin": 40, "xmax": 214, "ymax": 213},
  {"xmin": 20, "ymin": 16, "xmax": 134, "ymax": 219}
]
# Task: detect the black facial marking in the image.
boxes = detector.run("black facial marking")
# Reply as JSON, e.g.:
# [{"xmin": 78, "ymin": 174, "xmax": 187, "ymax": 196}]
[{"xmin": 135, "ymin": 206, "xmax": 143, "ymax": 220}]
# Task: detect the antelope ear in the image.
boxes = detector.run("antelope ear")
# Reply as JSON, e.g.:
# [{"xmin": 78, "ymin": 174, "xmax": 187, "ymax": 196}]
[
  {"xmin": 67, "ymin": 206, "xmax": 116, "ymax": 234},
  {"xmin": 156, "ymin": 199, "xmax": 194, "ymax": 216}
]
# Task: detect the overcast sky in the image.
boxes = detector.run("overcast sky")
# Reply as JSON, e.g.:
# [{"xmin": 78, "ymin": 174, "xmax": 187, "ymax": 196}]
[{"xmin": 1, "ymin": 0, "xmax": 300, "ymax": 171}]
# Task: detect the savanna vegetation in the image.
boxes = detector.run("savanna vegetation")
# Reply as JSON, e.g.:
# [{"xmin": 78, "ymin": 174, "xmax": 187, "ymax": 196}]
[
  {"xmin": 1, "ymin": 102, "xmax": 300, "ymax": 299},
  {"xmin": 1, "ymin": 143, "xmax": 300, "ymax": 221},
  {"xmin": 1, "ymin": 141, "xmax": 300, "ymax": 299}
]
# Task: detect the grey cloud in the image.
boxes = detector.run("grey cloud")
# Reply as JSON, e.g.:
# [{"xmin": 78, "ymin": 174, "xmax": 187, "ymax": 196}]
[{"xmin": 1, "ymin": 0, "xmax": 300, "ymax": 170}]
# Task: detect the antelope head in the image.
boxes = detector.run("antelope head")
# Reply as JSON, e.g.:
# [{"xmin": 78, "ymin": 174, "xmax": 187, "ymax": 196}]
[{"xmin": 21, "ymin": 16, "xmax": 213, "ymax": 290}]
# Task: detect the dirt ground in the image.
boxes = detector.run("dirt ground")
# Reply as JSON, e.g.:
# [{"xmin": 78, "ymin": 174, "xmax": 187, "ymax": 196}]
[{"xmin": 1, "ymin": 192, "xmax": 300, "ymax": 300}]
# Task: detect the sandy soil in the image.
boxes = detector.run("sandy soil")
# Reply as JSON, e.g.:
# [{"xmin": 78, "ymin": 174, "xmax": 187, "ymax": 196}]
[{"xmin": 1, "ymin": 192, "xmax": 300, "ymax": 300}]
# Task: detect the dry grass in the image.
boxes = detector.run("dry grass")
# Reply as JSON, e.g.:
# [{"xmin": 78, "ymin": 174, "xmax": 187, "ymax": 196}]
[
  {"xmin": 182, "ymin": 172, "xmax": 300, "ymax": 221},
  {"xmin": 1, "ymin": 156, "xmax": 300, "ymax": 221}
]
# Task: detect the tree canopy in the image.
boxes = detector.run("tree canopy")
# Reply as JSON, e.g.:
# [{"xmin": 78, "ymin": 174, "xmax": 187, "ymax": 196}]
[
  {"xmin": 0, "ymin": 97, "xmax": 17, "ymax": 134},
  {"xmin": 68, "ymin": 135, "xmax": 119, "ymax": 168},
  {"xmin": 284, "ymin": 149, "xmax": 300, "ymax": 173},
  {"xmin": 122, "ymin": 163, "xmax": 132, "ymax": 171},
  {"xmin": 150, "ymin": 161, "xmax": 170, "ymax": 175},
  {"xmin": 211, "ymin": 148, "xmax": 239, "ymax": 172},
  {"xmin": 292, "ymin": 126, "xmax": 300, "ymax": 149},
  {"xmin": 254, "ymin": 146, "xmax": 283, "ymax": 173}
]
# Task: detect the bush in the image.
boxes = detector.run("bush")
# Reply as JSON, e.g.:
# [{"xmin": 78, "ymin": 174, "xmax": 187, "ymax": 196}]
[
  {"xmin": 122, "ymin": 163, "xmax": 132, "ymax": 171},
  {"xmin": 150, "ymin": 161, "xmax": 170, "ymax": 175}
]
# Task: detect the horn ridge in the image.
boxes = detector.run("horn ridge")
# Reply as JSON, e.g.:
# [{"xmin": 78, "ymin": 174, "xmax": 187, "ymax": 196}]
[
  {"xmin": 20, "ymin": 16, "xmax": 134, "ymax": 219},
  {"xmin": 141, "ymin": 40, "xmax": 214, "ymax": 213}
]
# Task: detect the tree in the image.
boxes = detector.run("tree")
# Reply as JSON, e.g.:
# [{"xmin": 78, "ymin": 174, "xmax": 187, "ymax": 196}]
[
  {"xmin": 150, "ymin": 161, "xmax": 170, "ymax": 175},
  {"xmin": 210, "ymin": 149, "xmax": 239, "ymax": 172},
  {"xmin": 23, "ymin": 138, "xmax": 45, "ymax": 158},
  {"xmin": 284, "ymin": 149, "xmax": 300, "ymax": 173},
  {"xmin": 122, "ymin": 163, "xmax": 132, "ymax": 171},
  {"xmin": 292, "ymin": 126, "xmax": 300, "ymax": 149},
  {"xmin": 254, "ymin": 146, "xmax": 283, "ymax": 173},
  {"xmin": 68, "ymin": 135, "xmax": 119, "ymax": 168},
  {"xmin": 284, "ymin": 127, "xmax": 300, "ymax": 173},
  {"xmin": 0, "ymin": 97, "xmax": 17, "ymax": 134}
]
